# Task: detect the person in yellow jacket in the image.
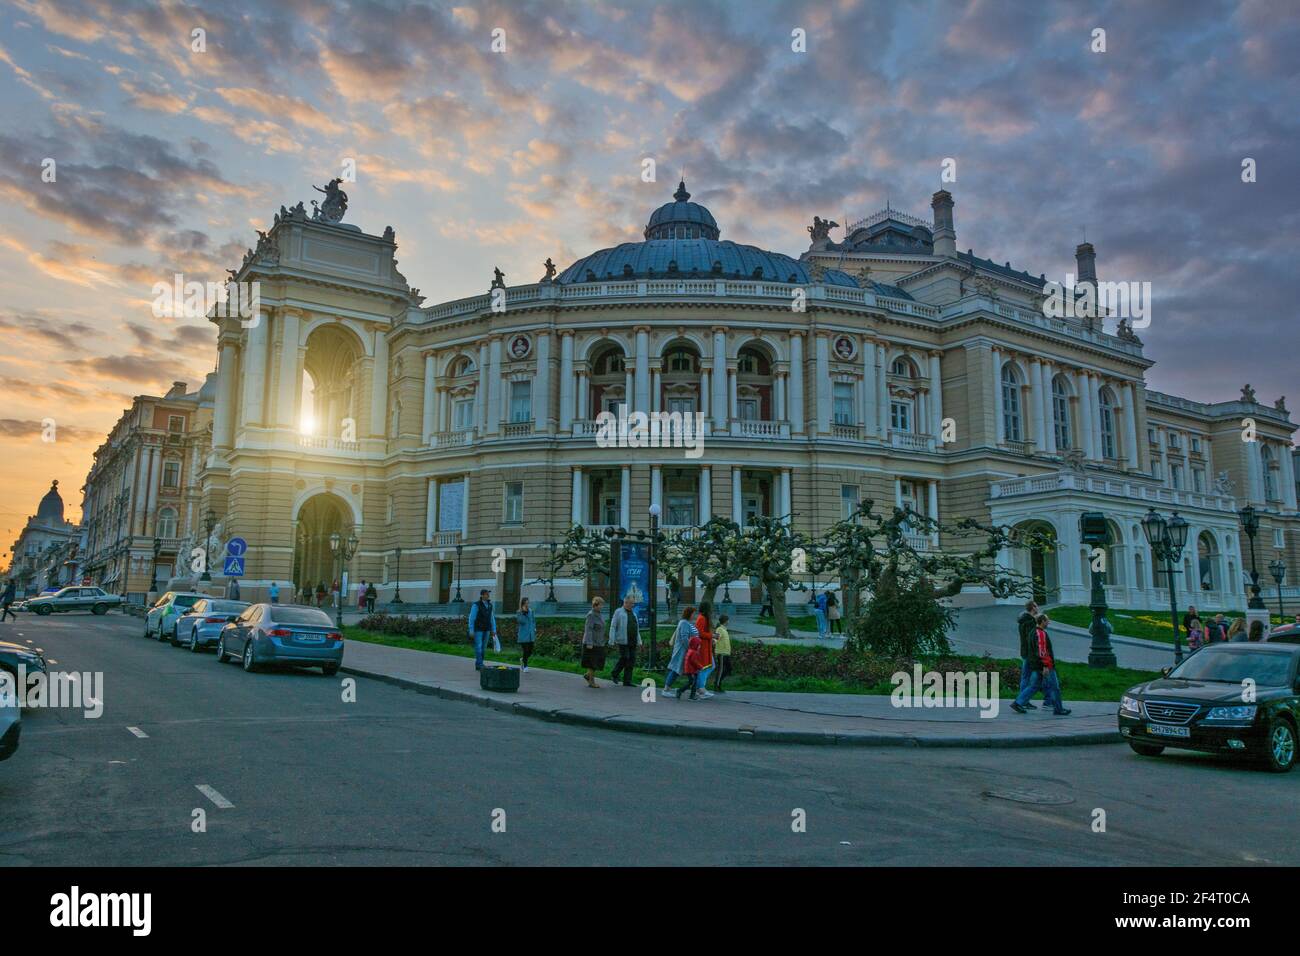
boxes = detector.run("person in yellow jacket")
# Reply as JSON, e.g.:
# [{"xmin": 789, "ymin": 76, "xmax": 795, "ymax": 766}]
[{"xmin": 712, "ymin": 613, "xmax": 733, "ymax": 693}]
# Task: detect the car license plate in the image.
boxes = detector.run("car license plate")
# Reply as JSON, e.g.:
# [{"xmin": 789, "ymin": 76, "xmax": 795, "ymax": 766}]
[
  {"xmin": 298, "ymin": 634, "xmax": 325, "ymax": 643},
  {"xmin": 1146, "ymin": 724, "xmax": 1190, "ymax": 738}
]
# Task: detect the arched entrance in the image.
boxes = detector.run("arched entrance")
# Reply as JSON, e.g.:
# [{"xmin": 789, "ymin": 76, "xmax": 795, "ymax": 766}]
[
  {"xmin": 301, "ymin": 325, "xmax": 365, "ymax": 440},
  {"xmin": 1011, "ymin": 520, "xmax": 1058, "ymax": 605},
  {"xmin": 293, "ymin": 494, "xmax": 353, "ymax": 603}
]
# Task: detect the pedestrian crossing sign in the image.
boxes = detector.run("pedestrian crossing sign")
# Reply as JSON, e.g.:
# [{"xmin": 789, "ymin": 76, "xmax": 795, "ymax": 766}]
[{"xmin": 223, "ymin": 555, "xmax": 245, "ymax": 577}]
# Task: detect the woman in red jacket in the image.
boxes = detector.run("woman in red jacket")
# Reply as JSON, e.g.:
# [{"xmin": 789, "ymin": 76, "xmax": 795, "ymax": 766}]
[{"xmin": 692, "ymin": 602, "xmax": 716, "ymax": 698}]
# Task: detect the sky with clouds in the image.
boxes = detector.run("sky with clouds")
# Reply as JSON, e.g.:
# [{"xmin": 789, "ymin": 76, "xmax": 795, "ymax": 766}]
[{"xmin": 0, "ymin": 0, "xmax": 1297, "ymax": 547}]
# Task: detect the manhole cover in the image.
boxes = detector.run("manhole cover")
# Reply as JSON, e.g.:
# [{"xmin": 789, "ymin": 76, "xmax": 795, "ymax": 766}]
[{"xmin": 984, "ymin": 787, "xmax": 1074, "ymax": 806}]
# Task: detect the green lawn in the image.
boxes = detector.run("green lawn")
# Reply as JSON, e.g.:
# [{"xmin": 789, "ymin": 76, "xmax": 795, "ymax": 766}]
[
  {"xmin": 1050, "ymin": 605, "xmax": 1288, "ymax": 644},
  {"xmin": 344, "ymin": 626, "xmax": 1154, "ymax": 702}
]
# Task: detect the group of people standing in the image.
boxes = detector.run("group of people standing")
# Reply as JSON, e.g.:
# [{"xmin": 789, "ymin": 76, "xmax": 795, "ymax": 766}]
[
  {"xmin": 1182, "ymin": 605, "xmax": 1271, "ymax": 649},
  {"xmin": 809, "ymin": 589, "xmax": 841, "ymax": 639}
]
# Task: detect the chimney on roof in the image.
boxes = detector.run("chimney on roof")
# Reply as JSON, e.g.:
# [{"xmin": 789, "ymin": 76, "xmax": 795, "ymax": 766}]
[
  {"xmin": 1074, "ymin": 241, "xmax": 1097, "ymax": 286},
  {"xmin": 931, "ymin": 190, "xmax": 956, "ymax": 257},
  {"xmin": 165, "ymin": 381, "xmax": 187, "ymax": 399}
]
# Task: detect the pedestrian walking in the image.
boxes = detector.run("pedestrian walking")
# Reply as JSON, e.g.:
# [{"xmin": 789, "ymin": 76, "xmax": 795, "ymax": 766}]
[
  {"xmin": 663, "ymin": 606, "xmax": 697, "ymax": 697},
  {"xmin": 357, "ymin": 580, "xmax": 367, "ymax": 611},
  {"xmin": 1016, "ymin": 600, "xmax": 1044, "ymax": 709},
  {"xmin": 759, "ymin": 587, "xmax": 773, "ymax": 619},
  {"xmin": 712, "ymin": 613, "xmax": 732, "ymax": 692},
  {"xmin": 693, "ymin": 601, "xmax": 716, "ymax": 698},
  {"xmin": 515, "ymin": 597, "xmax": 536, "ymax": 671},
  {"xmin": 580, "ymin": 597, "xmax": 607, "ymax": 688},
  {"xmin": 608, "ymin": 593, "xmax": 639, "ymax": 686},
  {"xmin": 813, "ymin": 590, "xmax": 829, "ymax": 638},
  {"xmin": 227, "ymin": 578, "xmax": 241, "ymax": 600},
  {"xmin": 467, "ymin": 589, "xmax": 498, "ymax": 670},
  {"xmin": 680, "ymin": 619, "xmax": 708, "ymax": 701},
  {"xmin": 1, "ymin": 579, "xmax": 16, "ymax": 622},
  {"xmin": 1206, "ymin": 613, "xmax": 1226, "ymax": 643},
  {"xmin": 1182, "ymin": 606, "xmax": 1199, "ymax": 642},
  {"xmin": 666, "ymin": 577, "xmax": 679, "ymax": 620},
  {"xmin": 1012, "ymin": 613, "xmax": 1071, "ymax": 716},
  {"xmin": 1227, "ymin": 618, "xmax": 1247, "ymax": 642},
  {"xmin": 1248, "ymin": 619, "xmax": 1266, "ymax": 642},
  {"xmin": 826, "ymin": 591, "xmax": 842, "ymax": 634},
  {"xmin": 1187, "ymin": 617, "xmax": 1205, "ymax": 652},
  {"xmin": 268, "ymin": 581, "xmax": 279, "ymax": 605}
]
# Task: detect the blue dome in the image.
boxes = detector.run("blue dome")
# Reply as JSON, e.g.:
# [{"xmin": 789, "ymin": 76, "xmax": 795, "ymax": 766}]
[
  {"xmin": 645, "ymin": 181, "xmax": 719, "ymax": 240},
  {"xmin": 557, "ymin": 237, "xmax": 863, "ymax": 287}
]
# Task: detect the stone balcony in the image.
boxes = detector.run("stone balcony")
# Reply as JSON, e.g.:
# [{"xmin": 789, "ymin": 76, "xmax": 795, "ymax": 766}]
[{"xmin": 990, "ymin": 471, "xmax": 1238, "ymax": 512}]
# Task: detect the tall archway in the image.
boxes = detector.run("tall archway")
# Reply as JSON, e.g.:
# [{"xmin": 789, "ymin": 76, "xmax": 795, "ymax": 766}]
[
  {"xmin": 301, "ymin": 325, "xmax": 365, "ymax": 440},
  {"xmin": 1197, "ymin": 531, "xmax": 1219, "ymax": 593},
  {"xmin": 1011, "ymin": 519, "xmax": 1058, "ymax": 605},
  {"xmin": 293, "ymin": 493, "xmax": 353, "ymax": 601}
]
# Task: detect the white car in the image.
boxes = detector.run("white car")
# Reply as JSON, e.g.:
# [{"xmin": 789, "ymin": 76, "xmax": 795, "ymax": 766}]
[{"xmin": 145, "ymin": 592, "xmax": 208, "ymax": 643}]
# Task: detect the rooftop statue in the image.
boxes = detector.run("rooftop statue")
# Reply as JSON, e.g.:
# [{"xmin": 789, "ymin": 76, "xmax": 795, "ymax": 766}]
[
  {"xmin": 1241, "ymin": 383, "xmax": 1257, "ymax": 404},
  {"xmin": 491, "ymin": 267, "xmax": 506, "ymax": 289},
  {"xmin": 807, "ymin": 215, "xmax": 839, "ymax": 250},
  {"xmin": 1275, "ymin": 395, "xmax": 1288, "ymax": 413},
  {"xmin": 310, "ymin": 178, "xmax": 349, "ymax": 224},
  {"xmin": 542, "ymin": 257, "xmax": 557, "ymax": 283}
]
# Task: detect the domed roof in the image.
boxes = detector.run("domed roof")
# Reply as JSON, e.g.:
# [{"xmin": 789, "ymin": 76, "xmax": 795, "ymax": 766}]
[
  {"xmin": 644, "ymin": 181, "xmax": 719, "ymax": 240},
  {"xmin": 559, "ymin": 180, "xmax": 867, "ymax": 289},
  {"xmin": 36, "ymin": 480, "xmax": 64, "ymax": 523}
]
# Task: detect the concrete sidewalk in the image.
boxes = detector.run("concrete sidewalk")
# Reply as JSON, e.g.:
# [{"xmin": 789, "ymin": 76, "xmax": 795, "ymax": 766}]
[{"xmin": 340, "ymin": 639, "xmax": 1122, "ymax": 748}]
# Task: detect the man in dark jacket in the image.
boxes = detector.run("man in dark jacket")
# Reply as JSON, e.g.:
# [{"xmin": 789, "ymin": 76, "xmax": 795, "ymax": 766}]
[
  {"xmin": 1, "ymin": 579, "xmax": 16, "ymax": 622},
  {"xmin": 1016, "ymin": 600, "xmax": 1042, "ymax": 709},
  {"xmin": 467, "ymin": 589, "xmax": 497, "ymax": 670}
]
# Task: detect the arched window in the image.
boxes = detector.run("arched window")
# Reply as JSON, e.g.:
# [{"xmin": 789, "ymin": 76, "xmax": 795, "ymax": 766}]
[
  {"xmin": 156, "ymin": 507, "xmax": 177, "ymax": 539},
  {"xmin": 1052, "ymin": 376, "xmax": 1072, "ymax": 450},
  {"xmin": 450, "ymin": 356, "xmax": 476, "ymax": 377},
  {"xmin": 891, "ymin": 357, "xmax": 914, "ymax": 378},
  {"xmin": 1262, "ymin": 445, "xmax": 1278, "ymax": 500},
  {"xmin": 1000, "ymin": 364, "xmax": 1022, "ymax": 442},
  {"xmin": 1099, "ymin": 387, "xmax": 1117, "ymax": 459}
]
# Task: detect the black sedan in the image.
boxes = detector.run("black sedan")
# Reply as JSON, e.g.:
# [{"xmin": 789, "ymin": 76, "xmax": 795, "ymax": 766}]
[{"xmin": 1119, "ymin": 642, "xmax": 1300, "ymax": 772}]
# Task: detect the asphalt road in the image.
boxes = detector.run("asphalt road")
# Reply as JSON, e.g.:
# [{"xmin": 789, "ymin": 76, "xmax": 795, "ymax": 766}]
[{"xmin": 0, "ymin": 613, "xmax": 1294, "ymax": 866}]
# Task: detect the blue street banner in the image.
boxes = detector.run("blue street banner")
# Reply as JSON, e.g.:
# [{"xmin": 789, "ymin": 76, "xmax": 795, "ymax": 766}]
[
  {"xmin": 613, "ymin": 540, "xmax": 652, "ymax": 630},
  {"xmin": 223, "ymin": 555, "xmax": 245, "ymax": 577}
]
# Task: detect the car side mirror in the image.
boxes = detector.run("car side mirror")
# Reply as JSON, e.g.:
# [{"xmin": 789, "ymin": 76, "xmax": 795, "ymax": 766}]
[{"xmin": 1160, "ymin": 666, "xmax": 1172, "ymax": 677}]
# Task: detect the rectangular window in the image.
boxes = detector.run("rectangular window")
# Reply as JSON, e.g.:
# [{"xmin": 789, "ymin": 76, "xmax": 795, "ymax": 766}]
[
  {"xmin": 890, "ymin": 401, "xmax": 911, "ymax": 432},
  {"xmin": 1191, "ymin": 436, "xmax": 1201, "ymax": 453},
  {"xmin": 452, "ymin": 399, "xmax": 474, "ymax": 431},
  {"xmin": 503, "ymin": 482, "xmax": 524, "ymax": 524},
  {"xmin": 667, "ymin": 397, "xmax": 696, "ymax": 416},
  {"xmin": 509, "ymin": 381, "xmax": 531, "ymax": 423},
  {"xmin": 162, "ymin": 460, "xmax": 180, "ymax": 488},
  {"xmin": 1274, "ymin": 528, "xmax": 1285, "ymax": 549},
  {"xmin": 167, "ymin": 415, "xmax": 184, "ymax": 433},
  {"xmin": 438, "ymin": 480, "xmax": 466, "ymax": 532},
  {"xmin": 841, "ymin": 484, "xmax": 860, "ymax": 520},
  {"xmin": 1152, "ymin": 460, "xmax": 1163, "ymax": 480},
  {"xmin": 666, "ymin": 494, "xmax": 696, "ymax": 527},
  {"xmin": 1192, "ymin": 469, "xmax": 1204, "ymax": 493},
  {"xmin": 737, "ymin": 398, "xmax": 759, "ymax": 421},
  {"xmin": 1171, "ymin": 464, "xmax": 1184, "ymax": 490},
  {"xmin": 1168, "ymin": 432, "xmax": 1181, "ymax": 449},
  {"xmin": 833, "ymin": 382, "xmax": 855, "ymax": 425},
  {"xmin": 1147, "ymin": 427, "xmax": 1156, "ymax": 444},
  {"xmin": 600, "ymin": 494, "xmax": 619, "ymax": 526}
]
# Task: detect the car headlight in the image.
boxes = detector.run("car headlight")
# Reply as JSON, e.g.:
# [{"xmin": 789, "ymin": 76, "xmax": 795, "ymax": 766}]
[
  {"xmin": 1120, "ymin": 695, "xmax": 1142, "ymax": 715},
  {"xmin": 1205, "ymin": 705, "xmax": 1256, "ymax": 721}
]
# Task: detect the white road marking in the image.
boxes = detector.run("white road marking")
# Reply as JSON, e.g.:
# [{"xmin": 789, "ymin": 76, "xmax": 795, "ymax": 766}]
[
  {"xmin": 127, "ymin": 726, "xmax": 148, "ymax": 738},
  {"xmin": 196, "ymin": 784, "xmax": 234, "ymax": 809}
]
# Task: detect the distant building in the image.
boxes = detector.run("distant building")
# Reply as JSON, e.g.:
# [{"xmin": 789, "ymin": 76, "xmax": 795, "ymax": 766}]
[{"xmin": 4, "ymin": 480, "xmax": 78, "ymax": 595}]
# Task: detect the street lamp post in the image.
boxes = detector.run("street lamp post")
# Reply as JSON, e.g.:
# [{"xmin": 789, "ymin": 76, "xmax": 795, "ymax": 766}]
[
  {"xmin": 1238, "ymin": 505, "xmax": 1266, "ymax": 610},
  {"xmin": 199, "ymin": 509, "xmax": 216, "ymax": 583},
  {"xmin": 1079, "ymin": 512, "xmax": 1116, "ymax": 668},
  {"xmin": 453, "ymin": 543, "xmax": 464, "ymax": 604},
  {"xmin": 648, "ymin": 503, "xmax": 661, "ymax": 671},
  {"xmin": 1269, "ymin": 557, "xmax": 1287, "ymax": 623},
  {"xmin": 328, "ymin": 529, "xmax": 360, "ymax": 629},
  {"xmin": 392, "ymin": 546, "xmax": 404, "ymax": 605},
  {"xmin": 1142, "ymin": 508, "xmax": 1190, "ymax": 664},
  {"xmin": 545, "ymin": 541, "xmax": 557, "ymax": 604},
  {"xmin": 151, "ymin": 536, "xmax": 162, "ymax": 597}
]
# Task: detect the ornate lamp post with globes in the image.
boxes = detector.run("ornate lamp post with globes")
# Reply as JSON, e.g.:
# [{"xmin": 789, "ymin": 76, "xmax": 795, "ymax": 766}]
[
  {"xmin": 1268, "ymin": 557, "xmax": 1287, "ymax": 624},
  {"xmin": 1238, "ymin": 505, "xmax": 1266, "ymax": 610},
  {"xmin": 328, "ymin": 528, "xmax": 359, "ymax": 629},
  {"xmin": 1141, "ymin": 508, "xmax": 1189, "ymax": 664}
]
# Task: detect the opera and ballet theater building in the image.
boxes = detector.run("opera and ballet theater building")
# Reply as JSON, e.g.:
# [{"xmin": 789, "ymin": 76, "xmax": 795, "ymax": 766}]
[{"xmin": 190, "ymin": 178, "xmax": 1297, "ymax": 612}]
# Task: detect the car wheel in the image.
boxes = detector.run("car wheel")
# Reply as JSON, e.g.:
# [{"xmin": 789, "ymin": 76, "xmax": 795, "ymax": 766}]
[
  {"xmin": 1128, "ymin": 741, "xmax": 1164, "ymax": 757},
  {"xmin": 91, "ymin": 603, "xmax": 107, "ymax": 615},
  {"xmin": 322, "ymin": 662, "xmax": 339, "ymax": 677},
  {"xmin": 215, "ymin": 636, "xmax": 227, "ymax": 663},
  {"xmin": 188, "ymin": 627, "xmax": 200, "ymax": 652},
  {"xmin": 170, "ymin": 623, "xmax": 180, "ymax": 647},
  {"xmin": 35, "ymin": 605, "xmax": 51, "ymax": 616},
  {"xmin": 144, "ymin": 621, "xmax": 151, "ymax": 638},
  {"xmin": 1264, "ymin": 718, "xmax": 1296, "ymax": 773},
  {"xmin": 242, "ymin": 642, "xmax": 257, "ymax": 673}
]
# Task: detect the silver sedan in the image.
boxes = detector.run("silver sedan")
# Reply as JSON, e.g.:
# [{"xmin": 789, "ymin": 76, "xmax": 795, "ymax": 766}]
[{"xmin": 176, "ymin": 599, "xmax": 250, "ymax": 652}]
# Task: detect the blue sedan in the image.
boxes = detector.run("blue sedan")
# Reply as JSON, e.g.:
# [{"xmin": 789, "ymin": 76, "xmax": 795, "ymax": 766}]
[
  {"xmin": 215, "ymin": 603, "xmax": 344, "ymax": 676},
  {"xmin": 175, "ymin": 599, "xmax": 249, "ymax": 652}
]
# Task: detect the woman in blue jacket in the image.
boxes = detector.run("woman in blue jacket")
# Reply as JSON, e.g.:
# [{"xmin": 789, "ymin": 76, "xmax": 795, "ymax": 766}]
[{"xmin": 515, "ymin": 597, "xmax": 537, "ymax": 671}]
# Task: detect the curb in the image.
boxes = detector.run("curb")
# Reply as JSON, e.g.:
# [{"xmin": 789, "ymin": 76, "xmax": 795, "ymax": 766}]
[{"xmin": 340, "ymin": 664, "xmax": 1122, "ymax": 749}]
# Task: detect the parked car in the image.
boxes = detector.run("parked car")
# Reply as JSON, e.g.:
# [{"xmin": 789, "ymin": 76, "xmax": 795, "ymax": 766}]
[
  {"xmin": 0, "ymin": 639, "xmax": 47, "ymax": 701},
  {"xmin": 1118, "ymin": 642, "xmax": 1300, "ymax": 772},
  {"xmin": 1263, "ymin": 623, "xmax": 1300, "ymax": 644},
  {"xmin": 0, "ymin": 673, "xmax": 18, "ymax": 761},
  {"xmin": 25, "ymin": 586, "xmax": 123, "ymax": 617},
  {"xmin": 145, "ymin": 592, "xmax": 207, "ymax": 642},
  {"xmin": 216, "ymin": 603, "xmax": 343, "ymax": 675},
  {"xmin": 175, "ymin": 599, "xmax": 250, "ymax": 651}
]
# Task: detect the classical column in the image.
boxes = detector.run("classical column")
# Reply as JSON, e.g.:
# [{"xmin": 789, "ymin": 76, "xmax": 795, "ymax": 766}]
[
  {"xmin": 477, "ymin": 342, "xmax": 490, "ymax": 431},
  {"xmin": 534, "ymin": 331, "xmax": 551, "ymax": 432},
  {"xmin": 862, "ymin": 341, "xmax": 878, "ymax": 437},
  {"xmin": 461, "ymin": 474, "xmax": 471, "ymax": 536},
  {"xmin": 789, "ymin": 332, "xmax": 805, "ymax": 434},
  {"xmin": 634, "ymin": 326, "xmax": 650, "ymax": 413},
  {"xmin": 876, "ymin": 342, "xmax": 889, "ymax": 436},
  {"xmin": 650, "ymin": 364, "xmax": 661, "ymax": 414},
  {"xmin": 780, "ymin": 469, "xmax": 792, "ymax": 524},
  {"xmin": 240, "ymin": 313, "xmax": 269, "ymax": 428},
  {"xmin": 1121, "ymin": 382, "xmax": 1139, "ymax": 469},
  {"xmin": 712, "ymin": 328, "xmax": 728, "ymax": 430},
  {"xmin": 1041, "ymin": 361, "xmax": 1057, "ymax": 454},
  {"xmin": 731, "ymin": 467, "xmax": 743, "ymax": 524},
  {"xmin": 576, "ymin": 369, "xmax": 589, "ymax": 420},
  {"xmin": 438, "ymin": 388, "xmax": 449, "ymax": 434},
  {"xmin": 928, "ymin": 480, "xmax": 940, "ymax": 547},
  {"xmin": 775, "ymin": 371, "xmax": 787, "ymax": 422},
  {"xmin": 370, "ymin": 326, "xmax": 389, "ymax": 438},
  {"xmin": 928, "ymin": 350, "xmax": 943, "ymax": 438},
  {"xmin": 620, "ymin": 466, "xmax": 631, "ymax": 530},
  {"xmin": 1029, "ymin": 359, "xmax": 1045, "ymax": 449},
  {"xmin": 624, "ymin": 367, "xmax": 634, "ymax": 412},
  {"xmin": 728, "ymin": 363, "xmax": 738, "ymax": 420},
  {"xmin": 571, "ymin": 467, "xmax": 584, "ymax": 525},
  {"xmin": 650, "ymin": 466, "xmax": 663, "ymax": 516},
  {"xmin": 425, "ymin": 479, "xmax": 438, "ymax": 541},
  {"xmin": 699, "ymin": 465, "xmax": 712, "ymax": 523},
  {"xmin": 1281, "ymin": 441, "xmax": 1298, "ymax": 510},
  {"xmin": 992, "ymin": 347, "xmax": 1005, "ymax": 444},
  {"xmin": 487, "ymin": 336, "xmax": 503, "ymax": 434},
  {"xmin": 422, "ymin": 352, "xmax": 436, "ymax": 443},
  {"xmin": 1089, "ymin": 374, "xmax": 1104, "ymax": 457},
  {"xmin": 700, "ymin": 367, "xmax": 711, "ymax": 419},
  {"xmin": 559, "ymin": 331, "xmax": 575, "ymax": 432},
  {"xmin": 1075, "ymin": 369, "xmax": 1094, "ymax": 457},
  {"xmin": 275, "ymin": 308, "xmax": 301, "ymax": 429},
  {"xmin": 814, "ymin": 333, "xmax": 831, "ymax": 435},
  {"xmin": 143, "ymin": 446, "xmax": 159, "ymax": 534},
  {"xmin": 213, "ymin": 338, "xmax": 239, "ymax": 451}
]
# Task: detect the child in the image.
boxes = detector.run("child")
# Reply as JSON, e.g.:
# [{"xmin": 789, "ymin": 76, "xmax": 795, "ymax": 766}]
[
  {"xmin": 712, "ymin": 613, "xmax": 732, "ymax": 692},
  {"xmin": 1187, "ymin": 617, "xmax": 1205, "ymax": 652}
]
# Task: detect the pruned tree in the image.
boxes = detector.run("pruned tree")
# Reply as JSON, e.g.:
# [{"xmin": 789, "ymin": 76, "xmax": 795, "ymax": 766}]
[
  {"xmin": 669, "ymin": 517, "xmax": 745, "ymax": 609},
  {"xmin": 732, "ymin": 515, "xmax": 811, "ymax": 639}
]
